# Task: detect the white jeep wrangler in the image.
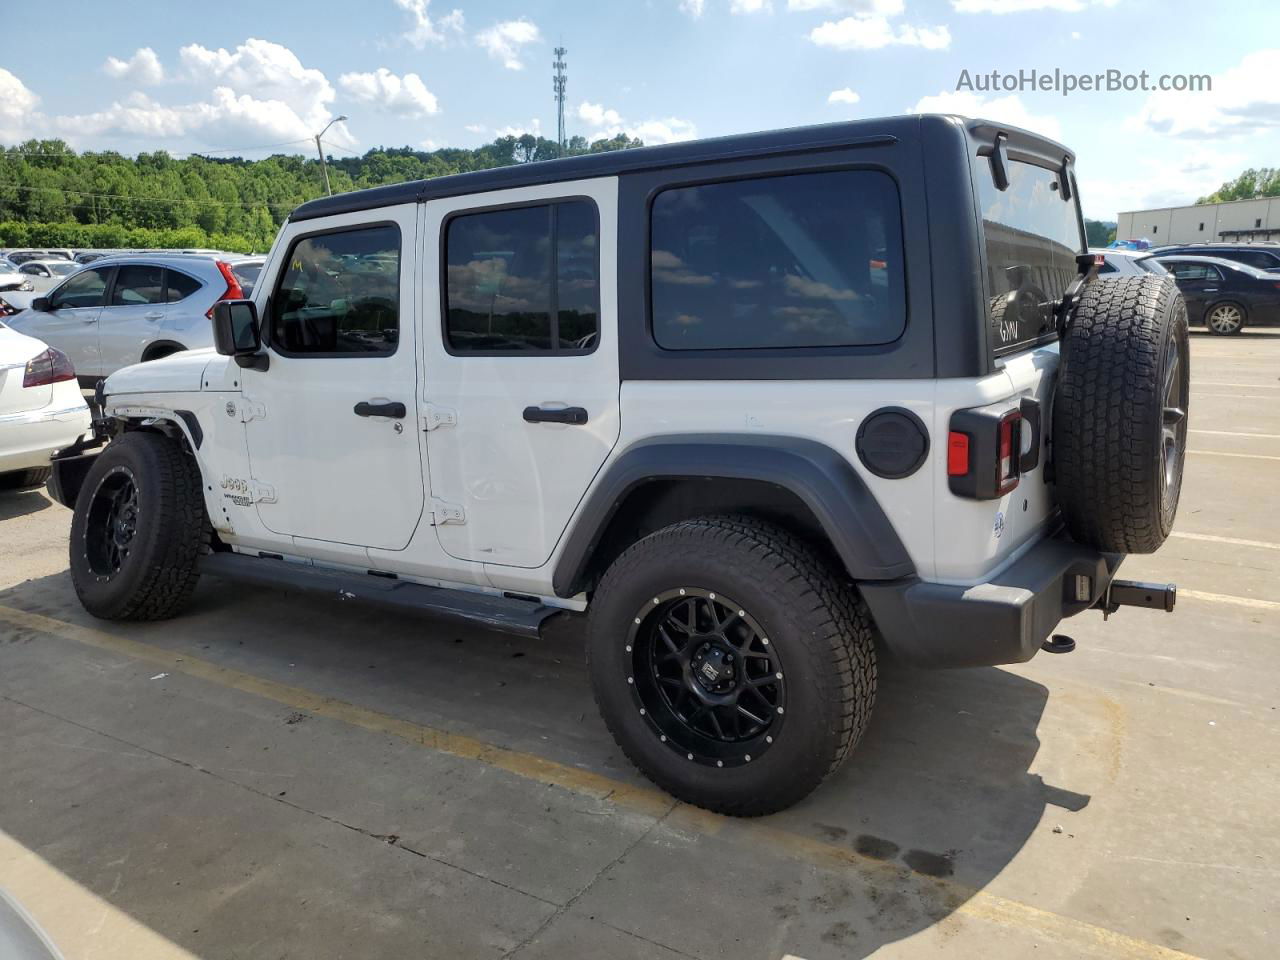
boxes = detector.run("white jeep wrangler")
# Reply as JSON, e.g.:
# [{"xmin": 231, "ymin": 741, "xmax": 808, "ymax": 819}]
[{"xmin": 48, "ymin": 115, "xmax": 1186, "ymax": 815}]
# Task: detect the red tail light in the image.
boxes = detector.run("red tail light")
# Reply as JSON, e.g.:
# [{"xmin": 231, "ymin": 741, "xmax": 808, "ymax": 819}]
[
  {"xmin": 205, "ymin": 260, "xmax": 245, "ymax": 319},
  {"xmin": 996, "ymin": 410, "xmax": 1022, "ymax": 494},
  {"xmin": 947, "ymin": 431, "xmax": 970, "ymax": 476},
  {"xmin": 23, "ymin": 347, "xmax": 76, "ymax": 387}
]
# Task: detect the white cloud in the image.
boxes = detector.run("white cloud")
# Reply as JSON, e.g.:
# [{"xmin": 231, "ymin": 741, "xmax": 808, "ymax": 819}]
[
  {"xmin": 952, "ymin": 0, "xmax": 1118, "ymax": 10},
  {"xmin": 577, "ymin": 100, "xmax": 696, "ymax": 145},
  {"xmin": 179, "ymin": 38, "xmax": 340, "ymax": 137},
  {"xmin": 827, "ymin": 87, "xmax": 861, "ymax": 105},
  {"xmin": 910, "ymin": 90, "xmax": 1062, "ymax": 140},
  {"xmin": 1077, "ymin": 147, "xmax": 1245, "ymax": 222},
  {"xmin": 729, "ymin": 0, "xmax": 772, "ymax": 12},
  {"xmin": 476, "ymin": 19, "xmax": 541, "ymax": 70},
  {"xmin": 0, "ymin": 68, "xmax": 39, "ymax": 142},
  {"xmin": 394, "ymin": 0, "xmax": 465, "ymax": 47},
  {"xmin": 339, "ymin": 68, "xmax": 439, "ymax": 117},
  {"xmin": 809, "ymin": 15, "xmax": 951, "ymax": 49},
  {"xmin": 1130, "ymin": 49, "xmax": 1280, "ymax": 139},
  {"xmin": 464, "ymin": 123, "xmax": 487, "ymax": 133},
  {"xmin": 50, "ymin": 39, "xmax": 356, "ymax": 152},
  {"xmin": 679, "ymin": 0, "xmax": 707, "ymax": 14},
  {"xmin": 103, "ymin": 47, "xmax": 164, "ymax": 85},
  {"xmin": 420, "ymin": 138, "xmax": 439, "ymax": 150},
  {"xmin": 790, "ymin": 0, "xmax": 904, "ymax": 12},
  {"xmin": 494, "ymin": 118, "xmax": 542, "ymax": 138}
]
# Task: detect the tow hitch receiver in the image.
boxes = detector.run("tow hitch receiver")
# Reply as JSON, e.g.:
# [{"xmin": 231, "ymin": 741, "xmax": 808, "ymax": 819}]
[{"xmin": 1102, "ymin": 579, "xmax": 1177, "ymax": 618}]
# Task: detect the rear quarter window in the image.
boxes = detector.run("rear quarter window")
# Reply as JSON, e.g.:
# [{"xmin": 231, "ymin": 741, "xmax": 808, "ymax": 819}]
[{"xmin": 649, "ymin": 169, "xmax": 907, "ymax": 350}]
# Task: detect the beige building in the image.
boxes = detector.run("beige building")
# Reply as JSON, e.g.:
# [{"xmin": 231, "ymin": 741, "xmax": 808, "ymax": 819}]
[{"xmin": 1117, "ymin": 197, "xmax": 1280, "ymax": 245}]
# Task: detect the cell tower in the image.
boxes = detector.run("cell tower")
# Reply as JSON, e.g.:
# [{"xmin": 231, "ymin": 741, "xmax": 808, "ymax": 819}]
[{"xmin": 553, "ymin": 46, "xmax": 568, "ymax": 157}]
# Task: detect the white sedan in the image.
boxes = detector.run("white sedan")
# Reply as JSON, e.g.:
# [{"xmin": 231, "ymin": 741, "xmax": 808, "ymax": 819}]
[{"xmin": 0, "ymin": 319, "xmax": 91, "ymax": 489}]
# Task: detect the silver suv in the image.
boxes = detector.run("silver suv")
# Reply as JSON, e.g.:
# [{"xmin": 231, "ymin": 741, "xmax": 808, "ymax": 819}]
[{"xmin": 8, "ymin": 253, "xmax": 264, "ymax": 381}]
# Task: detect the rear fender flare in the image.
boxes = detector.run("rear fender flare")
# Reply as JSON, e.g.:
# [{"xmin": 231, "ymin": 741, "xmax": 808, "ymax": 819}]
[{"xmin": 551, "ymin": 434, "xmax": 915, "ymax": 598}]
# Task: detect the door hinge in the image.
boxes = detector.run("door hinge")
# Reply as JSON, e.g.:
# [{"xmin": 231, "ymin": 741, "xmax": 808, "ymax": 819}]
[
  {"xmin": 252, "ymin": 481, "xmax": 277, "ymax": 504},
  {"xmin": 430, "ymin": 498, "xmax": 465, "ymax": 525},
  {"xmin": 421, "ymin": 403, "xmax": 457, "ymax": 431},
  {"xmin": 232, "ymin": 398, "xmax": 267, "ymax": 423}
]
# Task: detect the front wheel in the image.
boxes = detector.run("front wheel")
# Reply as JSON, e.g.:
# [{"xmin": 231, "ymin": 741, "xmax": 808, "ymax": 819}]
[
  {"xmin": 1204, "ymin": 301, "xmax": 1245, "ymax": 335},
  {"xmin": 586, "ymin": 516, "xmax": 876, "ymax": 816},
  {"xmin": 69, "ymin": 431, "xmax": 208, "ymax": 620}
]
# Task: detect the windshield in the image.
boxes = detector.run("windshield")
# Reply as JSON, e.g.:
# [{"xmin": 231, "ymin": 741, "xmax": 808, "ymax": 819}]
[
  {"xmin": 1135, "ymin": 256, "xmax": 1168, "ymax": 275},
  {"xmin": 979, "ymin": 159, "xmax": 1084, "ymax": 355},
  {"xmin": 48, "ymin": 262, "xmax": 77, "ymax": 276}
]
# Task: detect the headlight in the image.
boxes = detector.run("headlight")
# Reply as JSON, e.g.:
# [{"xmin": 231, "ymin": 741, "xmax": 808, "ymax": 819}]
[{"xmin": 20, "ymin": 279, "xmax": 33, "ymax": 291}]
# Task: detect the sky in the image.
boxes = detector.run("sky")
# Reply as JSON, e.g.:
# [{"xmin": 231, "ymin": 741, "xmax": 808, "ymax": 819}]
[{"xmin": 2, "ymin": 0, "xmax": 1278, "ymax": 221}]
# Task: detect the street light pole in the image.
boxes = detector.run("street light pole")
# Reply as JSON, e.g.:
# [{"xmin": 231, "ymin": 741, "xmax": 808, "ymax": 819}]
[{"xmin": 313, "ymin": 115, "xmax": 348, "ymax": 196}]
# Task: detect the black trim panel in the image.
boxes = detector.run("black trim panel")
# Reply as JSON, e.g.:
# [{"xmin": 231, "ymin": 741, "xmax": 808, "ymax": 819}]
[
  {"xmin": 173, "ymin": 409, "xmax": 203, "ymax": 449},
  {"xmin": 552, "ymin": 433, "xmax": 915, "ymax": 597},
  {"xmin": 859, "ymin": 534, "xmax": 1121, "ymax": 668}
]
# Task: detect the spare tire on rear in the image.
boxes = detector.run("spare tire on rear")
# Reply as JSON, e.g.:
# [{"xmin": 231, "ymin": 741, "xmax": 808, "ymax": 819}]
[{"xmin": 1052, "ymin": 274, "xmax": 1189, "ymax": 554}]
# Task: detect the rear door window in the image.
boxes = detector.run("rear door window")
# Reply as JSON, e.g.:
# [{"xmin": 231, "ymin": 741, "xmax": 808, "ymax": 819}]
[
  {"xmin": 979, "ymin": 160, "xmax": 1084, "ymax": 355},
  {"xmin": 649, "ymin": 169, "xmax": 906, "ymax": 350},
  {"xmin": 110, "ymin": 264, "xmax": 165, "ymax": 305}
]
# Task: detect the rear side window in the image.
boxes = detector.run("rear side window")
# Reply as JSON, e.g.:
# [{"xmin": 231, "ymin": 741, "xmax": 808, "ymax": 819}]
[
  {"xmin": 166, "ymin": 270, "xmax": 202, "ymax": 302},
  {"xmin": 979, "ymin": 159, "xmax": 1084, "ymax": 355},
  {"xmin": 1165, "ymin": 262, "xmax": 1218, "ymax": 280},
  {"xmin": 111, "ymin": 264, "xmax": 165, "ymax": 306},
  {"xmin": 650, "ymin": 170, "xmax": 906, "ymax": 350},
  {"xmin": 1226, "ymin": 250, "xmax": 1280, "ymax": 269},
  {"xmin": 271, "ymin": 225, "xmax": 401, "ymax": 356},
  {"xmin": 444, "ymin": 199, "xmax": 600, "ymax": 353}
]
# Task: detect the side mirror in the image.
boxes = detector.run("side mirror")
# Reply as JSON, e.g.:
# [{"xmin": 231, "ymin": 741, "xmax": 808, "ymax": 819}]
[
  {"xmin": 31, "ymin": 297, "xmax": 50, "ymax": 312},
  {"xmin": 211, "ymin": 299, "xmax": 269, "ymax": 371}
]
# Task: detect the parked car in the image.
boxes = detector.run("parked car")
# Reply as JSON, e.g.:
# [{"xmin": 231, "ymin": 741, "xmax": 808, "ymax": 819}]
[
  {"xmin": 45, "ymin": 115, "xmax": 1182, "ymax": 815},
  {"xmin": 4, "ymin": 250, "xmax": 71, "ymax": 266},
  {"xmin": 17, "ymin": 259, "xmax": 80, "ymax": 293},
  {"xmin": 74, "ymin": 251, "xmax": 110, "ymax": 264},
  {"xmin": 1092, "ymin": 247, "xmax": 1168, "ymax": 277},
  {"xmin": 1153, "ymin": 254, "xmax": 1280, "ymax": 334},
  {"xmin": 0, "ymin": 258, "xmax": 35, "ymax": 292},
  {"xmin": 1152, "ymin": 242, "xmax": 1280, "ymax": 272},
  {"xmin": 7, "ymin": 254, "xmax": 249, "ymax": 380},
  {"xmin": 0, "ymin": 318, "xmax": 92, "ymax": 490}
]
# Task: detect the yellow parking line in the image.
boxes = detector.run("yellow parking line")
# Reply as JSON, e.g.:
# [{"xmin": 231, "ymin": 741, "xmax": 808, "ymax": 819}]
[
  {"xmin": 1171, "ymin": 531, "xmax": 1280, "ymax": 551},
  {"xmin": 0, "ymin": 604, "xmax": 1205, "ymax": 960},
  {"xmin": 1191, "ymin": 381, "xmax": 1280, "ymax": 389},
  {"xmin": 1187, "ymin": 449, "xmax": 1280, "ymax": 462},
  {"xmin": 1188, "ymin": 429, "xmax": 1280, "ymax": 440},
  {"xmin": 1178, "ymin": 589, "xmax": 1280, "ymax": 612}
]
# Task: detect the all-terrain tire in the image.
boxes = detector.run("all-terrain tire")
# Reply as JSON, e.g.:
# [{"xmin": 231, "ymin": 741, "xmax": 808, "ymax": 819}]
[
  {"xmin": 1053, "ymin": 274, "xmax": 1190, "ymax": 554},
  {"xmin": 0, "ymin": 466, "xmax": 52, "ymax": 490},
  {"xmin": 69, "ymin": 431, "xmax": 208, "ymax": 620},
  {"xmin": 586, "ymin": 515, "xmax": 876, "ymax": 816}
]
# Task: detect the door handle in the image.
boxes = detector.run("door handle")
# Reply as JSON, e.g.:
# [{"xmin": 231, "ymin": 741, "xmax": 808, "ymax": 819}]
[
  {"xmin": 144, "ymin": 311, "xmax": 164, "ymax": 320},
  {"xmin": 354, "ymin": 401, "xmax": 406, "ymax": 419},
  {"xmin": 523, "ymin": 405, "xmax": 588, "ymax": 425},
  {"xmin": 1204, "ymin": 288, "xmax": 1218, "ymax": 292}
]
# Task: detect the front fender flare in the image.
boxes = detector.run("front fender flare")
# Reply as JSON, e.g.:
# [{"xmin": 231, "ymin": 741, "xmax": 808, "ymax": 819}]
[{"xmin": 552, "ymin": 434, "xmax": 915, "ymax": 598}]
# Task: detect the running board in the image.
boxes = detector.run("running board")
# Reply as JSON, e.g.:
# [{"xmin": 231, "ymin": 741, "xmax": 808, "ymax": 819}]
[{"xmin": 200, "ymin": 552, "xmax": 558, "ymax": 639}]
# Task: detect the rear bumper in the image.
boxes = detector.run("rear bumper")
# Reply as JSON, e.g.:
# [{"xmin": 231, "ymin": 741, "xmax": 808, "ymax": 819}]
[{"xmin": 859, "ymin": 534, "xmax": 1123, "ymax": 669}]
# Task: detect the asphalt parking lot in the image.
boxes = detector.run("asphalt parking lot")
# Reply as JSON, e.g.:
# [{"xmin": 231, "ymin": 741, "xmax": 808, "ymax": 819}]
[{"xmin": 1, "ymin": 332, "xmax": 1277, "ymax": 960}]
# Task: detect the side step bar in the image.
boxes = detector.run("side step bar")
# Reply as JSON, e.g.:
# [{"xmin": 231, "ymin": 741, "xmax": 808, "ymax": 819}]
[{"xmin": 200, "ymin": 552, "xmax": 559, "ymax": 639}]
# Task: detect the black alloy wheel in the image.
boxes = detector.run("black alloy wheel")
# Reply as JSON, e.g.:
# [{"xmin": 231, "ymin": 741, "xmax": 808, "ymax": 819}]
[{"xmin": 628, "ymin": 588, "xmax": 783, "ymax": 768}]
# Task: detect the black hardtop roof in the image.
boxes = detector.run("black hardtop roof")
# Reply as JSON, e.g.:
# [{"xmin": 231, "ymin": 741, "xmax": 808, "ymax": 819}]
[{"xmin": 290, "ymin": 114, "xmax": 1072, "ymax": 223}]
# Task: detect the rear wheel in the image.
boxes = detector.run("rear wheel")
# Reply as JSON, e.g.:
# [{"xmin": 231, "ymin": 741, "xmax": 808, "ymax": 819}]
[
  {"xmin": 587, "ymin": 516, "xmax": 875, "ymax": 816},
  {"xmin": 1205, "ymin": 301, "xmax": 1245, "ymax": 335},
  {"xmin": 0, "ymin": 467, "xmax": 51, "ymax": 490},
  {"xmin": 69, "ymin": 431, "xmax": 208, "ymax": 620}
]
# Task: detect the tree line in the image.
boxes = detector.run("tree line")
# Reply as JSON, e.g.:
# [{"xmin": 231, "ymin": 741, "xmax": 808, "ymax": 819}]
[{"xmin": 0, "ymin": 132, "xmax": 642, "ymax": 253}]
